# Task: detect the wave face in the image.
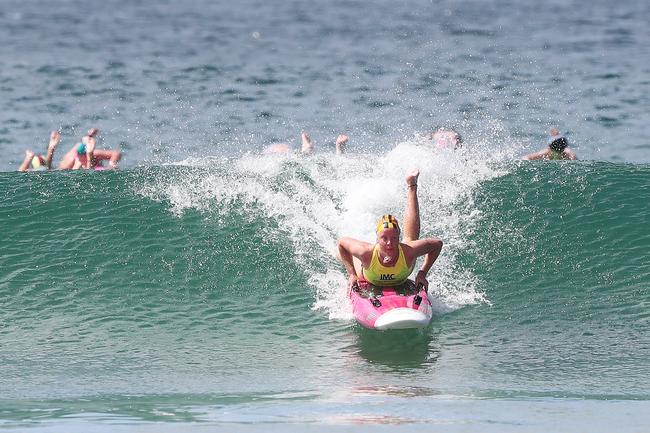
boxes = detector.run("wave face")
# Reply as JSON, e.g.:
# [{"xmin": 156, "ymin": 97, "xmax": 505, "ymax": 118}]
[{"xmin": 1, "ymin": 144, "xmax": 650, "ymax": 428}]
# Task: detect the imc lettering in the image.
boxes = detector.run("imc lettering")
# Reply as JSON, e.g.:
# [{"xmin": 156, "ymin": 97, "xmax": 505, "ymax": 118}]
[{"xmin": 380, "ymin": 273, "xmax": 395, "ymax": 280}]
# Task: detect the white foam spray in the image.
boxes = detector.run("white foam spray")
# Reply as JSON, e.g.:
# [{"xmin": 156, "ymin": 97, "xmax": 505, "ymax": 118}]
[{"xmin": 139, "ymin": 133, "xmax": 512, "ymax": 322}]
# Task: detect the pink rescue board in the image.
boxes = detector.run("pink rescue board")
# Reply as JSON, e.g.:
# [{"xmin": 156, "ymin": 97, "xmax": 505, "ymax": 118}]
[{"xmin": 349, "ymin": 279, "xmax": 433, "ymax": 330}]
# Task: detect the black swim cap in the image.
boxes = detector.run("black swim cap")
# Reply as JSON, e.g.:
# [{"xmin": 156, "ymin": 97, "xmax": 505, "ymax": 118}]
[{"xmin": 549, "ymin": 137, "xmax": 568, "ymax": 152}]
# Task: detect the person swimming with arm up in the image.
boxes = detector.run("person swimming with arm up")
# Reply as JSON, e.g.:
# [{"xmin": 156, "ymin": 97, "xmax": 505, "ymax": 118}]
[
  {"xmin": 59, "ymin": 128, "xmax": 122, "ymax": 170},
  {"xmin": 262, "ymin": 131, "xmax": 314, "ymax": 154},
  {"xmin": 72, "ymin": 135, "xmax": 121, "ymax": 170},
  {"xmin": 522, "ymin": 128, "xmax": 577, "ymax": 161},
  {"xmin": 17, "ymin": 131, "xmax": 60, "ymax": 172},
  {"xmin": 336, "ymin": 170, "xmax": 443, "ymax": 292}
]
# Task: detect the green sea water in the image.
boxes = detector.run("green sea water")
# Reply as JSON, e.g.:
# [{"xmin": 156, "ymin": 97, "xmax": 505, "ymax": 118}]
[{"xmin": 1, "ymin": 144, "xmax": 649, "ymax": 431}]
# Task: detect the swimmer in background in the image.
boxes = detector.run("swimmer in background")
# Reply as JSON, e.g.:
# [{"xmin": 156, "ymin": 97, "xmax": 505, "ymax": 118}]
[
  {"xmin": 17, "ymin": 131, "xmax": 60, "ymax": 172},
  {"xmin": 522, "ymin": 128, "xmax": 577, "ymax": 160},
  {"xmin": 59, "ymin": 128, "xmax": 122, "ymax": 170},
  {"xmin": 311, "ymin": 132, "xmax": 348, "ymax": 155},
  {"xmin": 431, "ymin": 127, "xmax": 462, "ymax": 150},
  {"xmin": 263, "ymin": 131, "xmax": 348, "ymax": 155},
  {"xmin": 262, "ymin": 131, "xmax": 313, "ymax": 154}
]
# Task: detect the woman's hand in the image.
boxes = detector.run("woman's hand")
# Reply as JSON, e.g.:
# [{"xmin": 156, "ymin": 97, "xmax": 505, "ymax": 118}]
[
  {"xmin": 347, "ymin": 274, "xmax": 359, "ymax": 291},
  {"xmin": 415, "ymin": 270, "xmax": 429, "ymax": 292}
]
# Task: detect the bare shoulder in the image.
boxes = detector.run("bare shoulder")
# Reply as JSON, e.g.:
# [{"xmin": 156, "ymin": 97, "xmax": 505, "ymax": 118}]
[
  {"xmin": 565, "ymin": 148, "xmax": 578, "ymax": 160},
  {"xmin": 58, "ymin": 148, "xmax": 77, "ymax": 168},
  {"xmin": 523, "ymin": 148, "xmax": 551, "ymax": 161},
  {"xmin": 402, "ymin": 238, "xmax": 442, "ymax": 257},
  {"xmin": 338, "ymin": 237, "xmax": 373, "ymax": 256}
]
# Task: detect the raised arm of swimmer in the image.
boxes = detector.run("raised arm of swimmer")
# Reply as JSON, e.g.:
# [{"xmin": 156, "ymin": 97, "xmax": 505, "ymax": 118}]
[
  {"xmin": 18, "ymin": 150, "xmax": 35, "ymax": 172},
  {"xmin": 17, "ymin": 130, "xmax": 60, "ymax": 172},
  {"xmin": 45, "ymin": 131, "xmax": 59, "ymax": 169},
  {"xmin": 82, "ymin": 136, "xmax": 121, "ymax": 169},
  {"xmin": 84, "ymin": 135, "xmax": 95, "ymax": 169}
]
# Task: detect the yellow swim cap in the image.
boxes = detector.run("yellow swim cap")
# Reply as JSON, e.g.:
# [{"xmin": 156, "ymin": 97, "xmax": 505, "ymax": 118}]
[
  {"xmin": 376, "ymin": 214, "xmax": 400, "ymax": 233},
  {"xmin": 31, "ymin": 155, "xmax": 44, "ymax": 169}
]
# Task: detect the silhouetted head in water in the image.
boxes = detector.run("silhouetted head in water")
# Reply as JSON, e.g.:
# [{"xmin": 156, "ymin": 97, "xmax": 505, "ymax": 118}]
[{"xmin": 549, "ymin": 136, "xmax": 568, "ymax": 152}]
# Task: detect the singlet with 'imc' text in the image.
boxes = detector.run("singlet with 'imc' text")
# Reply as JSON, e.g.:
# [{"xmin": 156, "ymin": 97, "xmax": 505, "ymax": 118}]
[{"xmin": 363, "ymin": 244, "xmax": 413, "ymax": 286}]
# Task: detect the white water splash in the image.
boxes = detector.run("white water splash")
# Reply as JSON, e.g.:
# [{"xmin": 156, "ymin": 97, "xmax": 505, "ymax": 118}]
[{"xmin": 139, "ymin": 133, "xmax": 510, "ymax": 321}]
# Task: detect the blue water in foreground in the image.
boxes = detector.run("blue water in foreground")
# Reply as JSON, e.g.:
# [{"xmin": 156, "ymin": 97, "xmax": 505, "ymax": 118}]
[{"xmin": 1, "ymin": 0, "xmax": 649, "ymax": 432}]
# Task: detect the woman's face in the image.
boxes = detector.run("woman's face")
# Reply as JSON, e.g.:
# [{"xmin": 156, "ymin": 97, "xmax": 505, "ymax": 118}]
[
  {"xmin": 432, "ymin": 130, "xmax": 459, "ymax": 149},
  {"xmin": 376, "ymin": 227, "xmax": 400, "ymax": 253}
]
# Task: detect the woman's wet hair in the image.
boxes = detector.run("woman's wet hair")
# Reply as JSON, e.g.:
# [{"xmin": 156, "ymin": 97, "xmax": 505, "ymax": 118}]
[{"xmin": 549, "ymin": 136, "xmax": 568, "ymax": 152}]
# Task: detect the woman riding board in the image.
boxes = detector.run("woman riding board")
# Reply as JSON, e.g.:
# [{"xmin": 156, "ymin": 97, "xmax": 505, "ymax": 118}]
[{"xmin": 337, "ymin": 170, "xmax": 443, "ymax": 292}]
